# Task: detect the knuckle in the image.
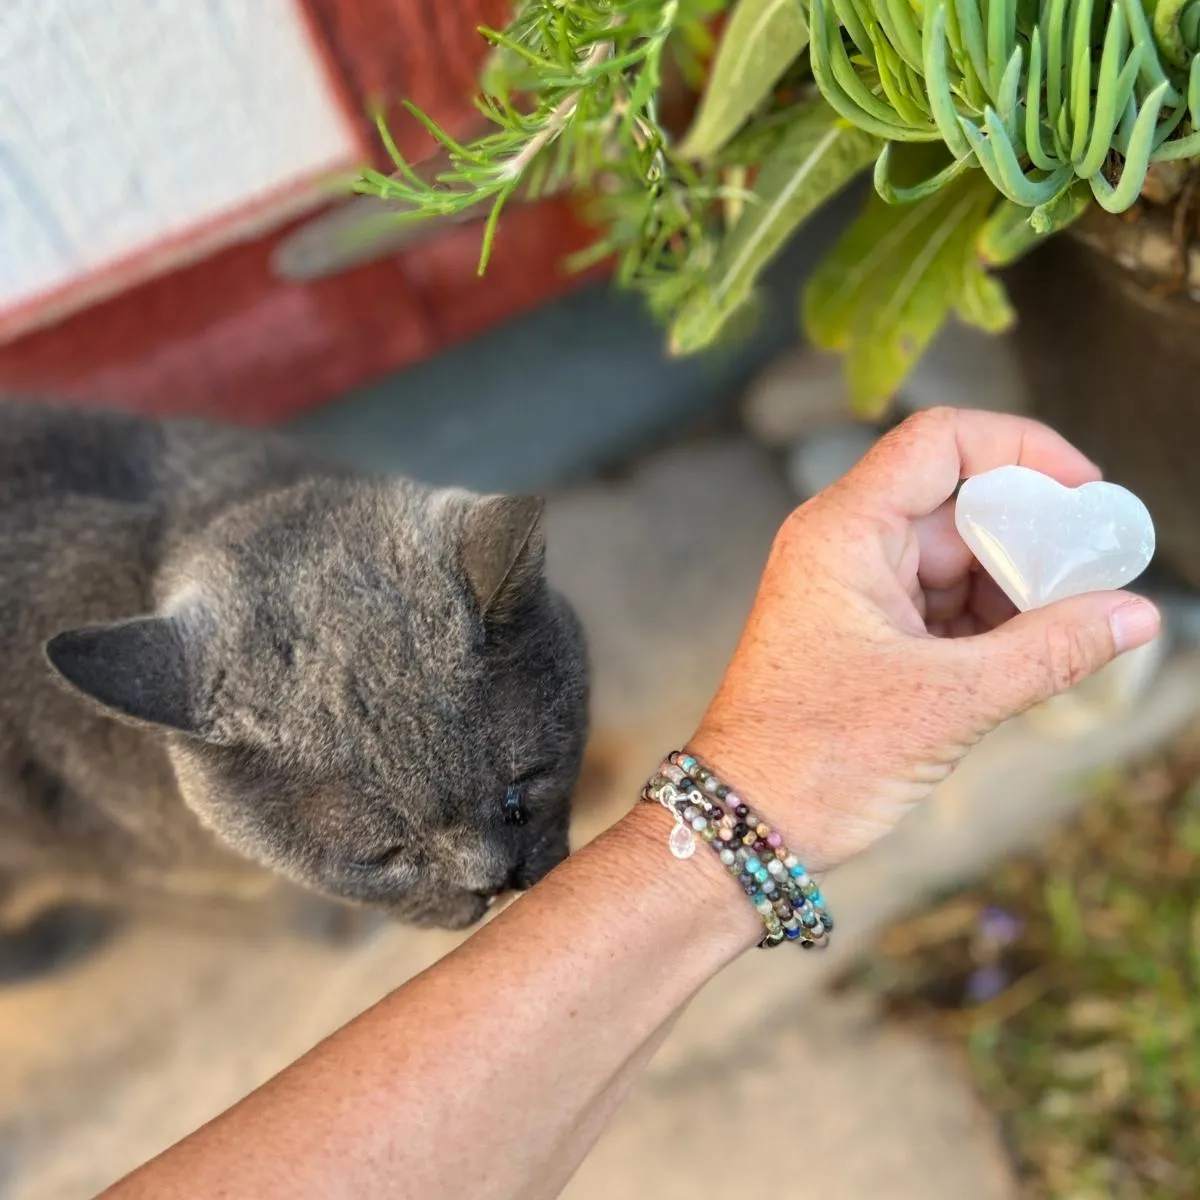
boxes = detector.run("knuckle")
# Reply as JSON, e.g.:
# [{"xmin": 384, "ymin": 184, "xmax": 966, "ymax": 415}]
[
  {"xmin": 775, "ymin": 500, "xmax": 817, "ymax": 553},
  {"xmin": 1042, "ymin": 621, "xmax": 1099, "ymax": 693},
  {"xmin": 916, "ymin": 404, "xmax": 958, "ymax": 426},
  {"xmin": 896, "ymin": 406, "xmax": 956, "ymax": 440},
  {"xmin": 855, "ymin": 407, "xmax": 954, "ymax": 476}
]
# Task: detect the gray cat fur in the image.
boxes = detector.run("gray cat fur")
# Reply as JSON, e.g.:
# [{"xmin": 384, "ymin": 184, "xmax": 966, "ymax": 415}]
[{"xmin": 0, "ymin": 399, "xmax": 589, "ymax": 944}]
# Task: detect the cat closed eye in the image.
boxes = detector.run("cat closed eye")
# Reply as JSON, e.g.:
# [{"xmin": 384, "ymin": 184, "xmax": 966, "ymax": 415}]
[{"xmin": 347, "ymin": 847, "xmax": 404, "ymax": 871}]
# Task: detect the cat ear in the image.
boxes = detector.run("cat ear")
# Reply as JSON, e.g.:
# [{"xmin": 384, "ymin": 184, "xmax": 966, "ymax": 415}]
[
  {"xmin": 44, "ymin": 615, "xmax": 202, "ymax": 734},
  {"xmin": 460, "ymin": 494, "xmax": 547, "ymax": 621}
]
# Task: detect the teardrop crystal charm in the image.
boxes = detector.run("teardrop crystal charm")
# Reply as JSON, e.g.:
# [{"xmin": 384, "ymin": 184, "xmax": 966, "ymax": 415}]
[{"xmin": 668, "ymin": 817, "xmax": 696, "ymax": 859}]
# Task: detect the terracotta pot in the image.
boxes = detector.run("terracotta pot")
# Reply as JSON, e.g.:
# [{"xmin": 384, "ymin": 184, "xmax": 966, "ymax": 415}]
[{"xmin": 1007, "ymin": 214, "xmax": 1200, "ymax": 589}]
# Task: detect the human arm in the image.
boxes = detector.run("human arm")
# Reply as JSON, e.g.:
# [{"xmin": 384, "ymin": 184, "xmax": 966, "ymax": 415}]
[
  {"xmin": 106, "ymin": 805, "xmax": 757, "ymax": 1200},
  {"xmin": 101, "ymin": 408, "xmax": 1161, "ymax": 1200}
]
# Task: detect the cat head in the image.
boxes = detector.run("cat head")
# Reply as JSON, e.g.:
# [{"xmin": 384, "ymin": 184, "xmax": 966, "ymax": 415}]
[{"xmin": 44, "ymin": 479, "xmax": 589, "ymax": 929}]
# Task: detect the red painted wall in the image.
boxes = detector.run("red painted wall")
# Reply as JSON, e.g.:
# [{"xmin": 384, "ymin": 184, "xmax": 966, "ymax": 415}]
[{"xmin": 0, "ymin": 0, "xmax": 598, "ymax": 425}]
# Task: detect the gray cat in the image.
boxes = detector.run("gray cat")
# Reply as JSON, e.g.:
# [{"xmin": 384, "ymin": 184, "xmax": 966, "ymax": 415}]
[{"xmin": 0, "ymin": 399, "xmax": 589, "ymax": 967}]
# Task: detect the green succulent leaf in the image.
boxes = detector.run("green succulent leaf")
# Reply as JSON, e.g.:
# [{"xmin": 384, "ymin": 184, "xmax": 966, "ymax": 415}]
[
  {"xmin": 873, "ymin": 139, "xmax": 974, "ymax": 203},
  {"xmin": 678, "ymin": 0, "xmax": 810, "ymax": 159},
  {"xmin": 976, "ymin": 183, "xmax": 1091, "ymax": 265},
  {"xmin": 802, "ymin": 170, "xmax": 1001, "ymax": 415},
  {"xmin": 1030, "ymin": 180, "xmax": 1094, "ymax": 236},
  {"xmin": 669, "ymin": 103, "xmax": 878, "ymax": 354},
  {"xmin": 954, "ymin": 261, "xmax": 1015, "ymax": 332},
  {"xmin": 1152, "ymin": 0, "xmax": 1190, "ymax": 70},
  {"xmin": 976, "ymin": 198, "xmax": 1044, "ymax": 265}
]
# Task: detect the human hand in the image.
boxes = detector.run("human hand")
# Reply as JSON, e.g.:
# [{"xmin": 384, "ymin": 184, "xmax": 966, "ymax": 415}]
[{"xmin": 688, "ymin": 407, "xmax": 1161, "ymax": 872}]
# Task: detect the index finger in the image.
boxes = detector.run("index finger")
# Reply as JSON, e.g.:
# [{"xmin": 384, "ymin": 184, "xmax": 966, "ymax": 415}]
[{"xmin": 838, "ymin": 408, "xmax": 1102, "ymax": 520}]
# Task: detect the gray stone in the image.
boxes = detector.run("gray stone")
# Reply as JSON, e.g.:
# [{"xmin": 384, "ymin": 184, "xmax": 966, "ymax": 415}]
[
  {"xmin": 740, "ymin": 319, "xmax": 1025, "ymax": 469},
  {"xmin": 739, "ymin": 348, "xmax": 859, "ymax": 447},
  {"xmin": 786, "ymin": 423, "xmax": 879, "ymax": 498},
  {"xmin": 744, "ymin": 320, "xmax": 1027, "ymax": 507},
  {"xmin": 897, "ymin": 320, "xmax": 1028, "ymax": 416}
]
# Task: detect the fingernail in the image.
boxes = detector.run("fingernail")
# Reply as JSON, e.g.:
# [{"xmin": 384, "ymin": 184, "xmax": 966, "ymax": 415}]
[{"xmin": 1109, "ymin": 598, "xmax": 1161, "ymax": 653}]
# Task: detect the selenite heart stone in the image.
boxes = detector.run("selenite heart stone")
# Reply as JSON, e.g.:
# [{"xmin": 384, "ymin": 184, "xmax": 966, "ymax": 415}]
[{"xmin": 954, "ymin": 466, "xmax": 1155, "ymax": 612}]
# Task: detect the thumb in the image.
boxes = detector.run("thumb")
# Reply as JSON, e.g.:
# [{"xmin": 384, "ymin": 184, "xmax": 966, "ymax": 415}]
[{"xmin": 964, "ymin": 591, "xmax": 1162, "ymax": 722}]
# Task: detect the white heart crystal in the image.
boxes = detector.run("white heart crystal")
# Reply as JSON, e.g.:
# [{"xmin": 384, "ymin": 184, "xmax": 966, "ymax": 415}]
[{"xmin": 954, "ymin": 466, "xmax": 1155, "ymax": 612}]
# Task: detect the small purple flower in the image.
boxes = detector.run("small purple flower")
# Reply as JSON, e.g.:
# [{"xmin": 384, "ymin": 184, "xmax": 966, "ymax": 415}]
[
  {"xmin": 979, "ymin": 906, "xmax": 1024, "ymax": 947},
  {"xmin": 966, "ymin": 963, "xmax": 1009, "ymax": 1004}
]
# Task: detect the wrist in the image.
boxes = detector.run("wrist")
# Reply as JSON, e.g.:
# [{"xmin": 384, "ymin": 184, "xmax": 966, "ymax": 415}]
[
  {"xmin": 601, "ymin": 802, "xmax": 762, "ymax": 964},
  {"xmin": 685, "ymin": 723, "xmax": 839, "ymax": 873}
]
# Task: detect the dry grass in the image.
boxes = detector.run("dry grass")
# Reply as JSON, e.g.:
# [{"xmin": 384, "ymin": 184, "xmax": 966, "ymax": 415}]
[{"xmin": 852, "ymin": 729, "xmax": 1200, "ymax": 1199}]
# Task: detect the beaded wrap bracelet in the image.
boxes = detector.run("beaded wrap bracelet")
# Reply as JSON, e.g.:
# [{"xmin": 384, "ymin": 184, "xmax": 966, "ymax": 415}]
[{"xmin": 642, "ymin": 752, "xmax": 833, "ymax": 950}]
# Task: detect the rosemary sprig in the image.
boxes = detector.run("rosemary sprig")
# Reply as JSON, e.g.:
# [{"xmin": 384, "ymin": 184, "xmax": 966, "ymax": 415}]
[{"xmin": 355, "ymin": 0, "xmax": 736, "ymax": 309}]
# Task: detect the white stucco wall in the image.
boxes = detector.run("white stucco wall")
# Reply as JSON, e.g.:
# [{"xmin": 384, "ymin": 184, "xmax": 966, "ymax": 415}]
[{"xmin": 0, "ymin": 0, "xmax": 357, "ymax": 316}]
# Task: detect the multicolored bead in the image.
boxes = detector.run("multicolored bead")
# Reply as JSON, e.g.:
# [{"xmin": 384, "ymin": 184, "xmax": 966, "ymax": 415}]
[{"xmin": 648, "ymin": 749, "xmax": 832, "ymax": 953}]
